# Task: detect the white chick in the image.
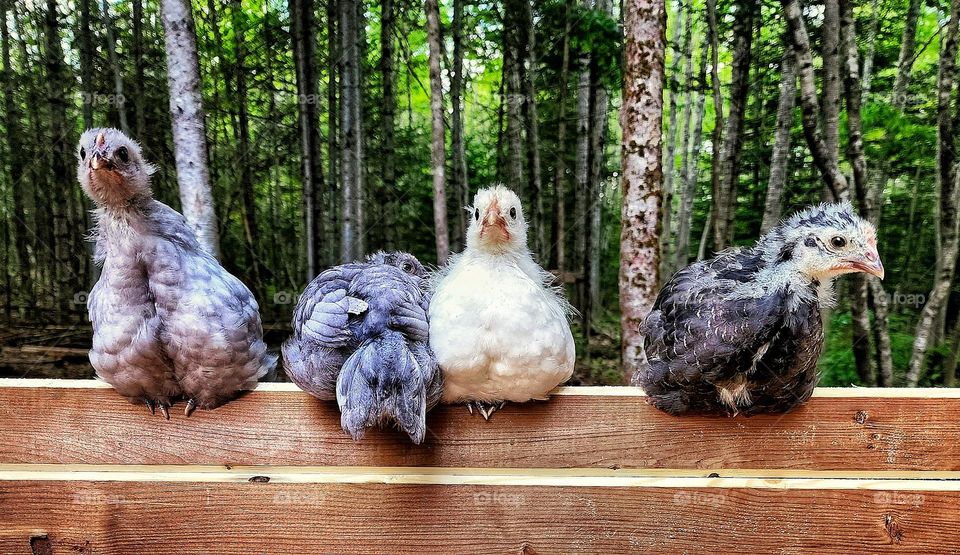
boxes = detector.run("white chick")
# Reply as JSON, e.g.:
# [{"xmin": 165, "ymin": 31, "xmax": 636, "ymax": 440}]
[{"xmin": 429, "ymin": 186, "xmax": 575, "ymax": 419}]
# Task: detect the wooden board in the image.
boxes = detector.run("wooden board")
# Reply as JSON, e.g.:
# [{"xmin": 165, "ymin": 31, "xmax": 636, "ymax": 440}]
[
  {"xmin": 1, "ymin": 466, "xmax": 957, "ymax": 554},
  {"xmin": 2, "ymin": 379, "xmax": 960, "ymax": 470}
]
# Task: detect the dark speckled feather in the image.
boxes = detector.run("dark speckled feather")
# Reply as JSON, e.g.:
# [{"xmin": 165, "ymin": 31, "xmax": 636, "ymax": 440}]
[
  {"xmin": 635, "ymin": 203, "xmax": 880, "ymax": 416},
  {"xmin": 282, "ymin": 252, "xmax": 442, "ymax": 443}
]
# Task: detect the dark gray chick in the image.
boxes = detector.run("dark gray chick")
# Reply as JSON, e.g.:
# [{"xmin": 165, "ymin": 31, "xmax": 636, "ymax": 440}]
[
  {"xmin": 78, "ymin": 128, "xmax": 276, "ymax": 418},
  {"xmin": 635, "ymin": 202, "xmax": 884, "ymax": 416},
  {"xmin": 283, "ymin": 252, "xmax": 442, "ymax": 444}
]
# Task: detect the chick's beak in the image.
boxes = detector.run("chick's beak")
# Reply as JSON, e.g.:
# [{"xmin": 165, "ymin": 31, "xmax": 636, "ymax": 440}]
[
  {"xmin": 479, "ymin": 200, "xmax": 510, "ymax": 241},
  {"xmin": 90, "ymin": 152, "xmax": 113, "ymax": 171},
  {"xmin": 846, "ymin": 247, "xmax": 884, "ymax": 280}
]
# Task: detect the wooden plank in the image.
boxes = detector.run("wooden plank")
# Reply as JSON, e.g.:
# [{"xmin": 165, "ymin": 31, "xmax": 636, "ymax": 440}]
[
  {"xmin": 0, "ymin": 380, "xmax": 960, "ymax": 471},
  {"xmin": 3, "ymin": 379, "xmax": 960, "ymax": 470},
  {"xmin": 1, "ymin": 472, "xmax": 957, "ymax": 553}
]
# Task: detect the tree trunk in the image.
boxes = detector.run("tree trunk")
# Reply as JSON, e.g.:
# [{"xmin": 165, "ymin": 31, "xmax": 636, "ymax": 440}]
[
  {"xmin": 160, "ymin": 0, "xmax": 221, "ymax": 256},
  {"xmin": 425, "ymin": 0, "xmax": 450, "ymax": 264},
  {"xmin": 78, "ymin": 0, "xmax": 95, "ymax": 129},
  {"xmin": 584, "ymin": 0, "xmax": 612, "ymax": 333},
  {"xmin": 840, "ymin": 0, "xmax": 878, "ymax": 385},
  {"xmin": 907, "ymin": 0, "xmax": 960, "ymax": 387},
  {"xmin": 339, "ymin": 0, "xmax": 363, "ymax": 262},
  {"xmin": 230, "ymin": 0, "xmax": 262, "ymax": 296},
  {"xmin": 660, "ymin": 0, "xmax": 686, "ymax": 274},
  {"xmin": 711, "ymin": 0, "xmax": 753, "ymax": 251},
  {"xmin": 860, "ymin": 0, "xmax": 879, "ymax": 103},
  {"xmin": 520, "ymin": 0, "xmax": 545, "ymax": 261},
  {"xmin": 2, "ymin": 0, "xmax": 30, "ymax": 309},
  {"xmin": 891, "ymin": 0, "xmax": 923, "ymax": 109},
  {"xmin": 504, "ymin": 11, "xmax": 524, "ymax": 191},
  {"xmin": 574, "ymin": 43, "xmax": 591, "ymax": 300},
  {"xmin": 761, "ymin": 47, "xmax": 797, "ymax": 234},
  {"xmin": 101, "ymin": 0, "xmax": 129, "ymax": 134},
  {"xmin": 327, "ymin": 0, "xmax": 338, "ymax": 262},
  {"xmin": 782, "ymin": 0, "xmax": 848, "ymax": 200},
  {"xmin": 132, "ymin": 0, "xmax": 146, "ymax": 137},
  {"xmin": 821, "ymin": 0, "xmax": 841, "ymax": 188},
  {"xmin": 945, "ymin": 323, "xmax": 960, "ymax": 387},
  {"xmin": 551, "ymin": 0, "xmax": 573, "ymax": 272},
  {"xmin": 451, "ymin": 0, "xmax": 468, "ymax": 252},
  {"xmin": 44, "ymin": 0, "xmax": 80, "ymax": 314},
  {"xmin": 674, "ymin": 36, "xmax": 707, "ymax": 270},
  {"xmin": 705, "ymin": 0, "xmax": 722, "ymax": 252},
  {"xmin": 620, "ymin": 0, "xmax": 666, "ymax": 384},
  {"xmin": 290, "ymin": 0, "xmax": 326, "ymax": 280}
]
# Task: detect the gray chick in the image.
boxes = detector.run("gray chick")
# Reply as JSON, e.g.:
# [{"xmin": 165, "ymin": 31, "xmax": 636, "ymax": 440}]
[
  {"xmin": 635, "ymin": 202, "xmax": 884, "ymax": 416},
  {"xmin": 78, "ymin": 128, "xmax": 276, "ymax": 418},
  {"xmin": 283, "ymin": 252, "xmax": 442, "ymax": 444}
]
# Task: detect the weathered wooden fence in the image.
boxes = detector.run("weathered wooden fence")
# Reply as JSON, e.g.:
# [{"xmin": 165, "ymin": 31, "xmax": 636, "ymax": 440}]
[{"xmin": 1, "ymin": 379, "xmax": 959, "ymax": 553}]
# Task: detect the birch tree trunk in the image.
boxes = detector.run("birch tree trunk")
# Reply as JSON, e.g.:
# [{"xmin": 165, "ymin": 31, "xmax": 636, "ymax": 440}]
[
  {"xmin": 660, "ymin": 0, "xmax": 685, "ymax": 272},
  {"xmin": 339, "ymin": 0, "xmax": 363, "ymax": 261},
  {"xmin": 782, "ymin": 0, "xmax": 848, "ymax": 200},
  {"xmin": 761, "ymin": 47, "xmax": 796, "ymax": 234},
  {"xmin": 520, "ymin": 0, "xmax": 545, "ymax": 260},
  {"xmin": 711, "ymin": 0, "xmax": 753, "ymax": 251},
  {"xmin": 674, "ymin": 37, "xmax": 707, "ymax": 269},
  {"xmin": 425, "ymin": 0, "xmax": 450, "ymax": 264},
  {"xmin": 231, "ymin": 0, "xmax": 263, "ymax": 296},
  {"xmin": 574, "ymin": 38, "xmax": 591, "ymax": 300},
  {"xmin": 327, "ymin": 0, "xmax": 338, "ymax": 260},
  {"xmin": 584, "ymin": 0, "xmax": 612, "ymax": 332},
  {"xmin": 907, "ymin": 0, "xmax": 960, "ymax": 387},
  {"xmin": 78, "ymin": 0, "xmax": 94, "ymax": 129},
  {"xmin": 821, "ymin": 0, "xmax": 841, "ymax": 187},
  {"xmin": 101, "ymin": 0, "xmax": 129, "ymax": 134},
  {"xmin": 160, "ymin": 0, "xmax": 221, "ymax": 257},
  {"xmin": 620, "ymin": 0, "xmax": 666, "ymax": 384},
  {"xmin": 132, "ymin": 0, "xmax": 146, "ymax": 137},
  {"xmin": 840, "ymin": 0, "xmax": 876, "ymax": 386},
  {"xmin": 860, "ymin": 0, "xmax": 879, "ymax": 102},
  {"xmin": 451, "ymin": 0, "xmax": 468, "ymax": 251},
  {"xmin": 551, "ymin": 0, "xmax": 572, "ymax": 272},
  {"xmin": 290, "ymin": 0, "xmax": 326, "ymax": 279},
  {"xmin": 505, "ymin": 13, "xmax": 525, "ymax": 191}
]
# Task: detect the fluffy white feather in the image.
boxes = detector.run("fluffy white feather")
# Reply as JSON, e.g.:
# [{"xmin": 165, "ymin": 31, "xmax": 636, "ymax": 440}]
[{"xmin": 429, "ymin": 186, "xmax": 575, "ymax": 404}]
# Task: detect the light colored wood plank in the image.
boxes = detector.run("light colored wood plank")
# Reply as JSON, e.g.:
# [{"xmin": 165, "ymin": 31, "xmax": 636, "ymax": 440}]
[
  {"xmin": 5, "ymin": 377, "xmax": 960, "ymax": 397},
  {"xmin": 3, "ymin": 381, "xmax": 960, "ymax": 470},
  {"xmin": 2, "ymin": 464, "xmax": 960, "ymax": 489},
  {"xmin": 0, "ymin": 479, "xmax": 956, "ymax": 553}
]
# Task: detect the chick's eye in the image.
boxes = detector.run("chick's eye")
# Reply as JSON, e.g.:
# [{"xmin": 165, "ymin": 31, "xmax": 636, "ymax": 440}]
[
  {"xmin": 116, "ymin": 146, "xmax": 129, "ymax": 163},
  {"xmin": 79, "ymin": 147, "xmax": 86, "ymax": 159},
  {"xmin": 509, "ymin": 207, "xmax": 517, "ymax": 219},
  {"xmin": 401, "ymin": 262, "xmax": 413, "ymax": 273},
  {"xmin": 474, "ymin": 208, "xmax": 480, "ymax": 221},
  {"xmin": 830, "ymin": 236, "xmax": 847, "ymax": 249}
]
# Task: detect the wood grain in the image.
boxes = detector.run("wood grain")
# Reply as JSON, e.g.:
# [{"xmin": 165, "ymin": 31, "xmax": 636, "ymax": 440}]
[
  {"xmin": 0, "ymin": 475, "xmax": 957, "ymax": 554},
  {"xmin": 2, "ymin": 380, "xmax": 960, "ymax": 470}
]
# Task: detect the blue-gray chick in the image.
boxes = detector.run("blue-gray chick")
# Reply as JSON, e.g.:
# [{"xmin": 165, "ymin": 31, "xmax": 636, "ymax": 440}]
[
  {"xmin": 283, "ymin": 252, "xmax": 442, "ymax": 443},
  {"xmin": 77, "ymin": 128, "xmax": 276, "ymax": 418}
]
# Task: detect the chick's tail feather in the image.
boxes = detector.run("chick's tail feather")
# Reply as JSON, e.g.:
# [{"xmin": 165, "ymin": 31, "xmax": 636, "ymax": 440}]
[{"xmin": 336, "ymin": 331, "xmax": 434, "ymax": 444}]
